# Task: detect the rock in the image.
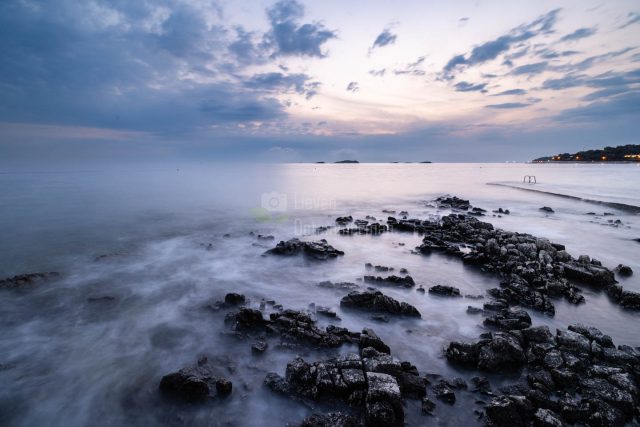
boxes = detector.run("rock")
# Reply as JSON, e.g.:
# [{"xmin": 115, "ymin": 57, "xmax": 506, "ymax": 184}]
[
  {"xmin": 421, "ymin": 397, "xmax": 436, "ymax": 415},
  {"xmin": 363, "ymin": 275, "xmax": 415, "ymax": 288},
  {"xmin": 539, "ymin": 206, "xmax": 554, "ymax": 213},
  {"xmin": 615, "ymin": 264, "xmax": 633, "ymax": 277},
  {"xmin": 159, "ymin": 360, "xmax": 231, "ymax": 402},
  {"xmin": 300, "ymin": 412, "xmax": 360, "ymax": 427},
  {"xmin": 436, "ymin": 196, "xmax": 471, "ymax": 210},
  {"xmin": 446, "ymin": 332, "xmax": 526, "ymax": 372},
  {"xmin": 269, "ymin": 310, "xmax": 353, "ymax": 348},
  {"xmin": 224, "ymin": 293, "xmax": 246, "ymax": 305},
  {"xmin": 230, "ymin": 308, "xmax": 266, "ymax": 330},
  {"xmin": 485, "ymin": 395, "xmax": 534, "ymax": 427},
  {"xmin": 318, "ymin": 281, "xmax": 359, "ymax": 291},
  {"xmin": 467, "ymin": 306, "xmax": 483, "ymax": 315},
  {"xmin": 265, "ymin": 238, "xmax": 344, "ymax": 260},
  {"xmin": 0, "ymin": 272, "xmax": 60, "ymax": 290},
  {"xmin": 432, "ymin": 380, "xmax": 456, "ymax": 404},
  {"xmin": 335, "ymin": 216, "xmax": 353, "ymax": 225},
  {"xmin": 316, "ymin": 306, "xmax": 337, "ymax": 318},
  {"xmin": 533, "ymin": 408, "xmax": 563, "ymax": 427},
  {"xmin": 484, "ymin": 308, "xmax": 532, "ymax": 330},
  {"xmin": 251, "ymin": 340, "xmax": 268, "ymax": 354},
  {"xmin": 359, "ymin": 329, "xmax": 390, "ymax": 354},
  {"xmin": 428, "ymin": 285, "xmax": 461, "ymax": 297},
  {"xmin": 365, "ymin": 373, "xmax": 404, "ymax": 427},
  {"xmin": 340, "ymin": 290, "xmax": 421, "ymax": 317}
]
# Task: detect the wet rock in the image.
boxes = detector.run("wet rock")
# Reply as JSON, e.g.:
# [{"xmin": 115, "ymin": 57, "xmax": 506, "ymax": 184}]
[
  {"xmin": 0, "ymin": 272, "xmax": 60, "ymax": 290},
  {"xmin": 485, "ymin": 395, "xmax": 534, "ymax": 427},
  {"xmin": 615, "ymin": 264, "xmax": 633, "ymax": 277},
  {"xmin": 432, "ymin": 380, "xmax": 456, "ymax": 404},
  {"xmin": 229, "ymin": 308, "xmax": 266, "ymax": 331},
  {"xmin": 446, "ymin": 332, "xmax": 526, "ymax": 372},
  {"xmin": 224, "ymin": 293, "xmax": 246, "ymax": 306},
  {"xmin": 483, "ymin": 308, "xmax": 532, "ymax": 331},
  {"xmin": 539, "ymin": 206, "xmax": 554, "ymax": 213},
  {"xmin": 318, "ymin": 281, "xmax": 359, "ymax": 291},
  {"xmin": 467, "ymin": 306, "xmax": 483, "ymax": 315},
  {"xmin": 428, "ymin": 285, "xmax": 461, "ymax": 297},
  {"xmin": 256, "ymin": 234, "xmax": 274, "ymax": 240},
  {"xmin": 300, "ymin": 412, "xmax": 360, "ymax": 427},
  {"xmin": 316, "ymin": 306, "xmax": 337, "ymax": 318},
  {"xmin": 436, "ymin": 196, "xmax": 471, "ymax": 210},
  {"xmin": 365, "ymin": 372, "xmax": 404, "ymax": 427},
  {"xmin": 251, "ymin": 340, "xmax": 268, "ymax": 354},
  {"xmin": 421, "ymin": 397, "xmax": 436, "ymax": 415},
  {"xmin": 363, "ymin": 275, "xmax": 415, "ymax": 288},
  {"xmin": 269, "ymin": 310, "xmax": 354, "ymax": 348},
  {"xmin": 340, "ymin": 290, "xmax": 421, "ymax": 317},
  {"xmin": 159, "ymin": 360, "xmax": 232, "ymax": 402},
  {"xmin": 265, "ymin": 238, "xmax": 344, "ymax": 260},
  {"xmin": 470, "ymin": 376, "xmax": 492, "ymax": 394},
  {"xmin": 335, "ymin": 216, "xmax": 353, "ymax": 225},
  {"xmin": 533, "ymin": 408, "xmax": 563, "ymax": 427},
  {"xmin": 359, "ymin": 328, "xmax": 390, "ymax": 354}
]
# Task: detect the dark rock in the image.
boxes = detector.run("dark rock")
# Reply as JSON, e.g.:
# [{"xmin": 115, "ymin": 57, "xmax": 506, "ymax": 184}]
[
  {"xmin": 224, "ymin": 293, "xmax": 246, "ymax": 306},
  {"xmin": 265, "ymin": 238, "xmax": 344, "ymax": 260},
  {"xmin": 484, "ymin": 308, "xmax": 532, "ymax": 331},
  {"xmin": 160, "ymin": 361, "xmax": 231, "ymax": 402},
  {"xmin": 432, "ymin": 380, "xmax": 456, "ymax": 404},
  {"xmin": 359, "ymin": 329, "xmax": 391, "ymax": 354},
  {"xmin": 428, "ymin": 285, "xmax": 461, "ymax": 297},
  {"xmin": 615, "ymin": 264, "xmax": 633, "ymax": 277},
  {"xmin": 485, "ymin": 395, "xmax": 534, "ymax": 427},
  {"xmin": 336, "ymin": 216, "xmax": 353, "ymax": 225},
  {"xmin": 533, "ymin": 408, "xmax": 563, "ymax": 427},
  {"xmin": 0, "ymin": 272, "xmax": 60, "ymax": 290},
  {"xmin": 251, "ymin": 340, "xmax": 268, "ymax": 354},
  {"xmin": 300, "ymin": 412, "xmax": 360, "ymax": 427},
  {"xmin": 318, "ymin": 281, "xmax": 359, "ymax": 291},
  {"xmin": 446, "ymin": 332, "xmax": 526, "ymax": 372},
  {"xmin": 365, "ymin": 372, "xmax": 404, "ymax": 427},
  {"xmin": 231, "ymin": 308, "xmax": 266, "ymax": 330},
  {"xmin": 340, "ymin": 290, "xmax": 421, "ymax": 317},
  {"xmin": 421, "ymin": 397, "xmax": 436, "ymax": 415},
  {"xmin": 363, "ymin": 275, "xmax": 415, "ymax": 288},
  {"xmin": 539, "ymin": 206, "xmax": 554, "ymax": 213},
  {"xmin": 467, "ymin": 306, "xmax": 483, "ymax": 315}
]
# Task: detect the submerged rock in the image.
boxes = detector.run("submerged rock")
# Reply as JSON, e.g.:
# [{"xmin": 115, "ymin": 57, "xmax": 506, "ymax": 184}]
[
  {"xmin": 0, "ymin": 272, "xmax": 60, "ymax": 290},
  {"xmin": 159, "ymin": 359, "xmax": 232, "ymax": 402},
  {"xmin": 615, "ymin": 264, "xmax": 633, "ymax": 277},
  {"xmin": 539, "ymin": 206, "xmax": 554, "ymax": 213},
  {"xmin": 363, "ymin": 275, "xmax": 415, "ymax": 288},
  {"xmin": 340, "ymin": 290, "xmax": 421, "ymax": 317}
]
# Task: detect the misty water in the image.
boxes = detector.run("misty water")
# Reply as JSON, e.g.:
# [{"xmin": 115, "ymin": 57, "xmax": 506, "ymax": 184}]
[{"xmin": 1, "ymin": 163, "xmax": 639, "ymax": 426}]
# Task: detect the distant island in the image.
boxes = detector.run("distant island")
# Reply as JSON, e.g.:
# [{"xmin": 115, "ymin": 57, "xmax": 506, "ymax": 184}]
[
  {"xmin": 533, "ymin": 144, "xmax": 640, "ymax": 162},
  {"xmin": 334, "ymin": 160, "xmax": 359, "ymax": 163}
]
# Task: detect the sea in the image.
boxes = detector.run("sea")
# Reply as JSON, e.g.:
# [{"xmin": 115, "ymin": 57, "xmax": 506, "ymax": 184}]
[{"xmin": 0, "ymin": 162, "xmax": 638, "ymax": 426}]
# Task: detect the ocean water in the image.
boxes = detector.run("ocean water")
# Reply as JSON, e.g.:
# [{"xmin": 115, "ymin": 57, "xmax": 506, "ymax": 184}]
[{"xmin": 0, "ymin": 163, "xmax": 639, "ymax": 426}]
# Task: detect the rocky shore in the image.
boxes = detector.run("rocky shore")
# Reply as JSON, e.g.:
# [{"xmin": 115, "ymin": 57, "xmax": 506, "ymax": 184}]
[{"xmin": 2, "ymin": 194, "xmax": 638, "ymax": 426}]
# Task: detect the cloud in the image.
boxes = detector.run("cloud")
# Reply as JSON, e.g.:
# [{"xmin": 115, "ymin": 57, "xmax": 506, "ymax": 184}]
[
  {"xmin": 511, "ymin": 61, "xmax": 548, "ymax": 75},
  {"xmin": 492, "ymin": 89, "xmax": 527, "ymax": 96},
  {"xmin": 458, "ymin": 17, "xmax": 470, "ymax": 26},
  {"xmin": 264, "ymin": 0, "xmax": 337, "ymax": 58},
  {"xmin": 559, "ymin": 27, "xmax": 597, "ymax": 42},
  {"xmin": 370, "ymin": 28, "xmax": 397, "ymax": 51},
  {"xmin": 541, "ymin": 69, "xmax": 640, "ymax": 102},
  {"xmin": 485, "ymin": 102, "xmax": 531, "ymax": 109},
  {"xmin": 454, "ymin": 81, "xmax": 488, "ymax": 92},
  {"xmin": 537, "ymin": 49, "xmax": 580, "ymax": 59},
  {"xmin": 369, "ymin": 68, "xmax": 386, "ymax": 77},
  {"xmin": 619, "ymin": 12, "xmax": 640, "ymax": 29},
  {"xmin": 393, "ymin": 56, "xmax": 426, "ymax": 76},
  {"xmin": 346, "ymin": 81, "xmax": 359, "ymax": 92},
  {"xmin": 245, "ymin": 72, "xmax": 321, "ymax": 99},
  {"xmin": 442, "ymin": 9, "xmax": 560, "ymax": 77},
  {"xmin": 555, "ymin": 91, "xmax": 640, "ymax": 122}
]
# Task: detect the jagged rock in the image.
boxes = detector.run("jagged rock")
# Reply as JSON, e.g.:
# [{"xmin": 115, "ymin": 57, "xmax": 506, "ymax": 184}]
[
  {"xmin": 485, "ymin": 395, "xmax": 534, "ymax": 427},
  {"xmin": 432, "ymin": 380, "xmax": 456, "ymax": 404},
  {"xmin": 251, "ymin": 340, "xmax": 268, "ymax": 354},
  {"xmin": 533, "ymin": 408, "xmax": 563, "ymax": 427},
  {"xmin": 484, "ymin": 308, "xmax": 532, "ymax": 330},
  {"xmin": 318, "ymin": 281, "xmax": 359, "ymax": 291},
  {"xmin": 421, "ymin": 397, "xmax": 436, "ymax": 415},
  {"xmin": 335, "ymin": 216, "xmax": 353, "ymax": 225},
  {"xmin": 340, "ymin": 290, "xmax": 421, "ymax": 317},
  {"xmin": 359, "ymin": 329, "xmax": 390, "ymax": 354},
  {"xmin": 428, "ymin": 285, "xmax": 461, "ymax": 297},
  {"xmin": 265, "ymin": 238, "xmax": 344, "ymax": 260},
  {"xmin": 446, "ymin": 332, "xmax": 526, "ymax": 372},
  {"xmin": 363, "ymin": 275, "xmax": 415, "ymax": 288},
  {"xmin": 365, "ymin": 373, "xmax": 404, "ymax": 427}
]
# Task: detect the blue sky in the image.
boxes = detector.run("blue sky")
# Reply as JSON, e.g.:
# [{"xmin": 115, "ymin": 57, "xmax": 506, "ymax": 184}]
[{"xmin": 0, "ymin": 0, "xmax": 639, "ymax": 163}]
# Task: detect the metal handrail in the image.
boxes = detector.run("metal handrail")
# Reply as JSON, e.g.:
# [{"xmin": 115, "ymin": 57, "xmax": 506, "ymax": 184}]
[{"xmin": 523, "ymin": 175, "xmax": 537, "ymax": 183}]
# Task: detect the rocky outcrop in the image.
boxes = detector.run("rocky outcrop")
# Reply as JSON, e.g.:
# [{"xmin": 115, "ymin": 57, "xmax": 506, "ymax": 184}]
[
  {"xmin": 340, "ymin": 290, "xmax": 421, "ymax": 317},
  {"xmin": 427, "ymin": 285, "xmax": 461, "ymax": 297},
  {"xmin": 159, "ymin": 358, "xmax": 232, "ymax": 402},
  {"xmin": 446, "ymin": 323, "xmax": 640, "ymax": 426},
  {"xmin": 265, "ymin": 345, "xmax": 426, "ymax": 427},
  {"xmin": 363, "ymin": 275, "xmax": 415, "ymax": 288},
  {"xmin": 265, "ymin": 239, "xmax": 344, "ymax": 260}
]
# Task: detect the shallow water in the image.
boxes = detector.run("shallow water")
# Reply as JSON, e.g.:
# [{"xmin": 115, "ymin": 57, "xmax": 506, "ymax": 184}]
[{"xmin": 0, "ymin": 163, "xmax": 639, "ymax": 426}]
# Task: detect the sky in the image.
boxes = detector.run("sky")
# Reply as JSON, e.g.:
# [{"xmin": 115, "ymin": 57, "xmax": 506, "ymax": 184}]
[{"xmin": 0, "ymin": 0, "xmax": 639, "ymax": 163}]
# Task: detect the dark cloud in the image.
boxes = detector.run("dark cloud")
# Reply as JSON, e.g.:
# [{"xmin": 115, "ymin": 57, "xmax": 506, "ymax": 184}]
[
  {"xmin": 369, "ymin": 69, "xmax": 386, "ymax": 77},
  {"xmin": 559, "ymin": 27, "xmax": 597, "ymax": 42},
  {"xmin": 492, "ymin": 89, "xmax": 528, "ymax": 96},
  {"xmin": 346, "ymin": 81, "xmax": 359, "ymax": 93},
  {"xmin": 619, "ymin": 12, "xmax": 640, "ymax": 29},
  {"xmin": 511, "ymin": 61, "xmax": 548, "ymax": 75},
  {"xmin": 229, "ymin": 27, "xmax": 265, "ymax": 65},
  {"xmin": 555, "ymin": 91, "xmax": 640, "ymax": 122},
  {"xmin": 442, "ymin": 9, "xmax": 560, "ymax": 77},
  {"xmin": 541, "ymin": 69, "xmax": 640, "ymax": 102},
  {"xmin": 485, "ymin": 102, "xmax": 531, "ymax": 109},
  {"xmin": 371, "ymin": 29, "xmax": 397, "ymax": 51},
  {"xmin": 537, "ymin": 49, "xmax": 580, "ymax": 59},
  {"xmin": 264, "ymin": 0, "xmax": 337, "ymax": 58},
  {"xmin": 245, "ymin": 72, "xmax": 321, "ymax": 99},
  {"xmin": 454, "ymin": 81, "xmax": 488, "ymax": 92},
  {"xmin": 559, "ymin": 48, "xmax": 635, "ymax": 73}
]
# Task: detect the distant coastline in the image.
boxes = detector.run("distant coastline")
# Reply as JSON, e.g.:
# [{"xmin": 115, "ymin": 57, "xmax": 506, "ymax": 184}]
[{"xmin": 532, "ymin": 144, "xmax": 640, "ymax": 163}]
